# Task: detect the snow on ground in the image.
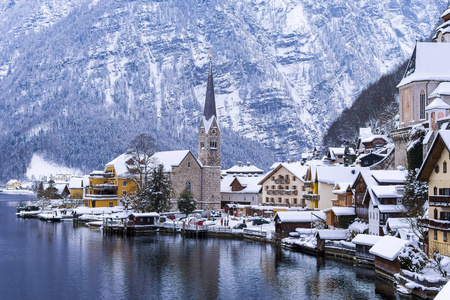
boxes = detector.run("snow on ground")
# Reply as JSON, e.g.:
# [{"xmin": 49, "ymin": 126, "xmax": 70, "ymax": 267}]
[{"xmin": 26, "ymin": 154, "xmax": 83, "ymax": 181}]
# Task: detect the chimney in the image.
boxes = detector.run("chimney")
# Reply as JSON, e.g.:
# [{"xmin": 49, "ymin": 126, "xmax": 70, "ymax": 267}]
[
  {"xmin": 247, "ymin": 162, "xmax": 251, "ymax": 166},
  {"xmin": 238, "ymin": 161, "xmax": 242, "ymax": 167}
]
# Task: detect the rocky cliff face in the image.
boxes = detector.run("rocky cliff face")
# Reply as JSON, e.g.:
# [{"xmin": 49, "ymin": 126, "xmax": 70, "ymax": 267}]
[{"xmin": 0, "ymin": 0, "xmax": 446, "ymax": 180}]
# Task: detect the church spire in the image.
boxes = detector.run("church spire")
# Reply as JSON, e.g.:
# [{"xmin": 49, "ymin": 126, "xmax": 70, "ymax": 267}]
[{"xmin": 203, "ymin": 52, "xmax": 217, "ymax": 120}]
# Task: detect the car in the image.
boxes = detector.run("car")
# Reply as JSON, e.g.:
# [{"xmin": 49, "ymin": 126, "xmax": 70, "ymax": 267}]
[
  {"xmin": 167, "ymin": 215, "xmax": 176, "ymax": 220},
  {"xmin": 252, "ymin": 219, "xmax": 270, "ymax": 226},
  {"xmin": 233, "ymin": 223, "xmax": 247, "ymax": 229}
]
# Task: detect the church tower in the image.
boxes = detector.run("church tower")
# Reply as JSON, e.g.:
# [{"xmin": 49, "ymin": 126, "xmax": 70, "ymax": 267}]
[
  {"xmin": 198, "ymin": 55, "xmax": 221, "ymax": 167},
  {"xmin": 198, "ymin": 54, "xmax": 221, "ymax": 211}
]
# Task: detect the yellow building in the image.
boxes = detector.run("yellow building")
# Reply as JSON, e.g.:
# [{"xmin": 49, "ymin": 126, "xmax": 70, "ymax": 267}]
[
  {"xmin": 5, "ymin": 179, "xmax": 21, "ymax": 189},
  {"xmin": 418, "ymin": 130, "xmax": 450, "ymax": 256},
  {"xmin": 84, "ymin": 154, "xmax": 138, "ymax": 208},
  {"xmin": 69, "ymin": 176, "xmax": 85, "ymax": 199}
]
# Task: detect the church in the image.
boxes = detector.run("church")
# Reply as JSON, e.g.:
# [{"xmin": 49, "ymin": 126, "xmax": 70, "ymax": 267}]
[{"xmin": 84, "ymin": 56, "xmax": 222, "ymax": 211}]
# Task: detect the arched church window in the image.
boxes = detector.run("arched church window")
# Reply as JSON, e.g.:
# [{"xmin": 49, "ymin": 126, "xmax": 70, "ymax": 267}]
[
  {"xmin": 185, "ymin": 182, "xmax": 192, "ymax": 191},
  {"xmin": 420, "ymin": 90, "xmax": 426, "ymax": 119}
]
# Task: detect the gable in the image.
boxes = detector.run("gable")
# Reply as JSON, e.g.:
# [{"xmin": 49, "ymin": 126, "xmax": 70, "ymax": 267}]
[{"xmin": 418, "ymin": 130, "xmax": 450, "ymax": 181}]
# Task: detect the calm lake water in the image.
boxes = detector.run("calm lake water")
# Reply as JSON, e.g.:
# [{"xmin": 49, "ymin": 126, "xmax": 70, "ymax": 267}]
[{"xmin": 0, "ymin": 193, "xmax": 405, "ymax": 299}]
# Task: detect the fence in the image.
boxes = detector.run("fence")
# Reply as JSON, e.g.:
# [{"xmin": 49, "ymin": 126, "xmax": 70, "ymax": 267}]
[{"xmin": 244, "ymin": 229, "xmax": 268, "ymax": 239}]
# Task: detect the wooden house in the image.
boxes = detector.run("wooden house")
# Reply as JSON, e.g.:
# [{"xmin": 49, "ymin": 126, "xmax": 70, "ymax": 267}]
[
  {"xmin": 274, "ymin": 211, "xmax": 325, "ymax": 238},
  {"xmin": 352, "ymin": 234, "xmax": 382, "ymax": 262},
  {"xmin": 369, "ymin": 236, "xmax": 411, "ymax": 279}
]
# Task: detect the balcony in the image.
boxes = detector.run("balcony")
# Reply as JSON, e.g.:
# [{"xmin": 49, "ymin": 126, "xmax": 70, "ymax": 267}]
[
  {"xmin": 91, "ymin": 184, "xmax": 118, "ymax": 191},
  {"xmin": 421, "ymin": 218, "xmax": 450, "ymax": 231},
  {"xmin": 90, "ymin": 172, "xmax": 115, "ymax": 178},
  {"xmin": 304, "ymin": 181, "xmax": 314, "ymax": 188},
  {"xmin": 84, "ymin": 194, "xmax": 118, "ymax": 200},
  {"xmin": 274, "ymin": 179, "xmax": 290, "ymax": 184},
  {"xmin": 266, "ymin": 189, "xmax": 298, "ymax": 196},
  {"xmin": 429, "ymin": 196, "xmax": 450, "ymax": 207},
  {"xmin": 302, "ymin": 194, "xmax": 320, "ymax": 201}
]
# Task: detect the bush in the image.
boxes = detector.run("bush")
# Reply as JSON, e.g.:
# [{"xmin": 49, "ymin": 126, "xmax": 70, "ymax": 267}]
[{"xmin": 399, "ymin": 246, "xmax": 428, "ymax": 273}]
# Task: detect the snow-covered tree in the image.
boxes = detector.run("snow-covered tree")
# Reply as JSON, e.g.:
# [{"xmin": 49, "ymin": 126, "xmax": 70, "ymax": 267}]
[
  {"xmin": 399, "ymin": 246, "xmax": 428, "ymax": 273},
  {"xmin": 127, "ymin": 133, "xmax": 157, "ymax": 191},
  {"xmin": 132, "ymin": 164, "xmax": 172, "ymax": 213},
  {"xmin": 177, "ymin": 189, "xmax": 197, "ymax": 218},
  {"xmin": 403, "ymin": 169, "xmax": 428, "ymax": 251}
]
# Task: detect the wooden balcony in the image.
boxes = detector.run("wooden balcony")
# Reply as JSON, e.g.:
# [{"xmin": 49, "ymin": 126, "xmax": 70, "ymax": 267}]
[
  {"xmin": 302, "ymin": 194, "xmax": 320, "ymax": 201},
  {"xmin": 267, "ymin": 189, "xmax": 298, "ymax": 196},
  {"xmin": 421, "ymin": 218, "xmax": 450, "ymax": 231},
  {"xmin": 429, "ymin": 196, "xmax": 450, "ymax": 207},
  {"xmin": 274, "ymin": 179, "xmax": 290, "ymax": 184},
  {"xmin": 303, "ymin": 181, "xmax": 314, "ymax": 188}
]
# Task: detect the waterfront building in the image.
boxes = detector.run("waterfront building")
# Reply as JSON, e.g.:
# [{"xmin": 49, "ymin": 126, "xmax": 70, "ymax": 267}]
[
  {"xmin": 352, "ymin": 234, "xmax": 382, "ymax": 262},
  {"xmin": 68, "ymin": 176, "xmax": 86, "ymax": 200},
  {"xmin": 323, "ymin": 183, "xmax": 355, "ymax": 228},
  {"xmin": 417, "ymin": 130, "xmax": 450, "ymax": 256},
  {"xmin": 392, "ymin": 5, "xmax": 450, "ymax": 168},
  {"xmin": 369, "ymin": 236, "xmax": 411, "ymax": 278},
  {"xmin": 5, "ymin": 179, "xmax": 21, "ymax": 189},
  {"xmin": 274, "ymin": 211, "xmax": 325, "ymax": 238},
  {"xmin": 220, "ymin": 176, "xmax": 261, "ymax": 208},
  {"xmin": 258, "ymin": 162, "xmax": 308, "ymax": 208}
]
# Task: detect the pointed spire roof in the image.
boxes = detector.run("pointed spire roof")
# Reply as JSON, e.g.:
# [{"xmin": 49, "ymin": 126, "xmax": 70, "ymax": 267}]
[{"xmin": 203, "ymin": 54, "xmax": 217, "ymax": 120}]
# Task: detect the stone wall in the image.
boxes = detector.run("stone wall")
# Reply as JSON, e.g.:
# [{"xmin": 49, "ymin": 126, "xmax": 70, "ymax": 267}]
[
  {"xmin": 171, "ymin": 152, "xmax": 203, "ymax": 209},
  {"xmin": 201, "ymin": 166, "xmax": 221, "ymax": 211},
  {"xmin": 391, "ymin": 127, "xmax": 410, "ymax": 169}
]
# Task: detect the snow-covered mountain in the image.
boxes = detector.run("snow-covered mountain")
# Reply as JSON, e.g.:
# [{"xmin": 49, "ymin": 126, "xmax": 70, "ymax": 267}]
[{"xmin": 0, "ymin": 0, "xmax": 447, "ymax": 181}]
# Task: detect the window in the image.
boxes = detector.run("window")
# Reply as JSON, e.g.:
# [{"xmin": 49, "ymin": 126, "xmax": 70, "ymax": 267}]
[
  {"xmin": 185, "ymin": 182, "xmax": 191, "ymax": 191},
  {"xmin": 188, "ymin": 162, "xmax": 191, "ymax": 168},
  {"xmin": 265, "ymin": 186, "xmax": 269, "ymax": 190},
  {"xmin": 293, "ymin": 198, "xmax": 297, "ymax": 204},
  {"xmin": 420, "ymin": 90, "xmax": 426, "ymax": 119},
  {"xmin": 200, "ymin": 142, "xmax": 205, "ymax": 148},
  {"xmin": 434, "ymin": 230, "xmax": 438, "ymax": 240},
  {"xmin": 293, "ymin": 177, "xmax": 296, "ymax": 181},
  {"xmin": 434, "ymin": 187, "xmax": 438, "ymax": 195},
  {"xmin": 266, "ymin": 197, "xmax": 269, "ymax": 202},
  {"xmin": 90, "ymin": 181, "xmax": 92, "ymax": 186},
  {"xmin": 278, "ymin": 197, "xmax": 282, "ymax": 203},
  {"xmin": 445, "ymin": 232, "xmax": 448, "ymax": 242},
  {"xmin": 293, "ymin": 186, "xmax": 297, "ymax": 190},
  {"xmin": 435, "ymin": 165, "xmax": 440, "ymax": 173},
  {"xmin": 210, "ymin": 141, "xmax": 217, "ymax": 148},
  {"xmin": 123, "ymin": 180, "xmax": 127, "ymax": 187},
  {"xmin": 444, "ymin": 161, "xmax": 447, "ymax": 173},
  {"xmin": 122, "ymin": 191, "xmax": 127, "ymax": 197},
  {"xmin": 109, "ymin": 202, "xmax": 113, "ymax": 207}
]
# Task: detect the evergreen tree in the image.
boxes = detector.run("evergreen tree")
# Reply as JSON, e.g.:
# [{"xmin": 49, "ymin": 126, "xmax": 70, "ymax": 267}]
[
  {"xmin": 36, "ymin": 181, "xmax": 44, "ymax": 198},
  {"xmin": 177, "ymin": 189, "xmax": 197, "ymax": 218},
  {"xmin": 403, "ymin": 169, "xmax": 428, "ymax": 251},
  {"xmin": 132, "ymin": 164, "xmax": 172, "ymax": 213}
]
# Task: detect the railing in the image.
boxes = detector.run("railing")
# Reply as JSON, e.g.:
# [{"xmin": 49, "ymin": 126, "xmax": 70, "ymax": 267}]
[
  {"xmin": 267, "ymin": 189, "xmax": 298, "ymax": 196},
  {"xmin": 243, "ymin": 229, "xmax": 267, "ymax": 238},
  {"xmin": 302, "ymin": 194, "xmax": 320, "ymax": 201},
  {"xmin": 274, "ymin": 179, "xmax": 290, "ymax": 184},
  {"xmin": 304, "ymin": 181, "xmax": 314, "ymax": 188},
  {"xmin": 429, "ymin": 196, "xmax": 450, "ymax": 207},
  {"xmin": 91, "ymin": 185, "xmax": 118, "ymax": 191},
  {"xmin": 90, "ymin": 172, "xmax": 115, "ymax": 178},
  {"xmin": 84, "ymin": 194, "xmax": 118, "ymax": 199},
  {"xmin": 422, "ymin": 218, "xmax": 450, "ymax": 230}
]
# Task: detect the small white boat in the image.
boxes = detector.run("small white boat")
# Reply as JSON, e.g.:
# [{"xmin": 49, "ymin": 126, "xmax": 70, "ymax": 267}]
[{"xmin": 86, "ymin": 221, "xmax": 103, "ymax": 228}]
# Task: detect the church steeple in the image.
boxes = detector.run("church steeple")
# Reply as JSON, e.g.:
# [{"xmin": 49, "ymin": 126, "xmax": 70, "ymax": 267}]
[{"xmin": 203, "ymin": 54, "xmax": 217, "ymax": 120}]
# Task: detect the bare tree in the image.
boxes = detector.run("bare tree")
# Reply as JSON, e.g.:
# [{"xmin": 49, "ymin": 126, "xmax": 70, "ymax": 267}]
[{"xmin": 127, "ymin": 133, "xmax": 157, "ymax": 190}]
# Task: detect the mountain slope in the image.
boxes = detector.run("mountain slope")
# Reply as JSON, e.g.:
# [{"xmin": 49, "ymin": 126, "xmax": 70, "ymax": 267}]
[{"xmin": 0, "ymin": 0, "xmax": 447, "ymax": 181}]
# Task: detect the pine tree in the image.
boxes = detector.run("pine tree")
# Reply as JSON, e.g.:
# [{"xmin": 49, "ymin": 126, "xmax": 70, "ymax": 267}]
[
  {"xmin": 132, "ymin": 164, "xmax": 172, "ymax": 213},
  {"xmin": 177, "ymin": 189, "xmax": 197, "ymax": 218}
]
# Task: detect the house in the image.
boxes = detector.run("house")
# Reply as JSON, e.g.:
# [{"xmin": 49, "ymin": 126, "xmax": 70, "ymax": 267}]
[
  {"xmin": 369, "ymin": 236, "xmax": 411, "ymax": 279},
  {"xmin": 259, "ymin": 162, "xmax": 308, "ymax": 207},
  {"xmin": 129, "ymin": 212, "xmax": 160, "ymax": 226},
  {"xmin": 417, "ymin": 130, "xmax": 450, "ymax": 256},
  {"xmin": 357, "ymin": 128, "xmax": 389, "ymax": 154},
  {"xmin": 303, "ymin": 165, "xmax": 362, "ymax": 210},
  {"xmin": 368, "ymin": 185, "xmax": 406, "ymax": 236},
  {"xmin": 274, "ymin": 211, "xmax": 326, "ymax": 238},
  {"xmin": 352, "ymin": 169, "xmax": 407, "ymax": 225},
  {"xmin": 326, "ymin": 147, "xmax": 356, "ymax": 164},
  {"xmin": 220, "ymin": 176, "xmax": 261, "ymax": 208},
  {"xmin": 69, "ymin": 176, "xmax": 86, "ymax": 200},
  {"xmin": 323, "ymin": 182, "xmax": 355, "ymax": 228},
  {"xmin": 352, "ymin": 234, "xmax": 382, "ymax": 262},
  {"xmin": 356, "ymin": 152, "xmax": 386, "ymax": 168},
  {"xmin": 5, "ymin": 179, "xmax": 21, "ymax": 189},
  {"xmin": 223, "ymin": 161, "xmax": 263, "ymax": 176},
  {"xmin": 392, "ymin": 6, "xmax": 450, "ymax": 168}
]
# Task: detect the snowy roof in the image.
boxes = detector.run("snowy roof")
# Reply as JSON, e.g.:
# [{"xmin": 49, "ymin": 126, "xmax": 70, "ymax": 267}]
[
  {"xmin": 441, "ymin": 7, "xmax": 450, "ymax": 19},
  {"xmin": 370, "ymin": 170, "xmax": 407, "ymax": 184},
  {"xmin": 259, "ymin": 162, "xmax": 308, "ymax": 185},
  {"xmin": 315, "ymin": 166, "xmax": 361, "ymax": 185},
  {"xmin": 225, "ymin": 163, "xmax": 263, "ymax": 174},
  {"xmin": 435, "ymin": 277, "xmax": 450, "ymax": 300},
  {"xmin": 352, "ymin": 234, "xmax": 382, "ymax": 247},
  {"xmin": 201, "ymin": 115, "xmax": 220, "ymax": 133},
  {"xmin": 333, "ymin": 182, "xmax": 352, "ymax": 194},
  {"xmin": 359, "ymin": 128, "xmax": 372, "ymax": 139},
  {"xmin": 425, "ymin": 97, "xmax": 450, "ymax": 111},
  {"xmin": 275, "ymin": 211, "xmax": 325, "ymax": 223},
  {"xmin": 131, "ymin": 212, "xmax": 160, "ymax": 217},
  {"xmin": 369, "ymin": 236, "xmax": 411, "ymax": 261},
  {"xmin": 356, "ymin": 152, "xmax": 385, "ymax": 161},
  {"xmin": 6, "ymin": 179, "xmax": 19, "ymax": 185},
  {"xmin": 105, "ymin": 153, "xmax": 134, "ymax": 177},
  {"xmin": 361, "ymin": 134, "xmax": 389, "ymax": 144},
  {"xmin": 150, "ymin": 150, "xmax": 191, "ymax": 172},
  {"xmin": 418, "ymin": 130, "xmax": 450, "ymax": 180},
  {"xmin": 317, "ymin": 229, "xmax": 348, "ymax": 240},
  {"xmin": 371, "ymin": 185, "xmax": 404, "ymax": 198},
  {"xmin": 69, "ymin": 177, "xmax": 83, "ymax": 189},
  {"xmin": 323, "ymin": 207, "xmax": 355, "ymax": 216},
  {"xmin": 398, "ymin": 43, "xmax": 450, "ymax": 87},
  {"xmin": 221, "ymin": 176, "xmax": 262, "ymax": 194},
  {"xmin": 422, "ymin": 130, "xmax": 434, "ymax": 145},
  {"xmin": 429, "ymin": 82, "xmax": 450, "ymax": 98},
  {"xmin": 378, "ymin": 205, "xmax": 406, "ymax": 214},
  {"xmin": 328, "ymin": 147, "xmax": 356, "ymax": 159},
  {"xmin": 386, "ymin": 218, "xmax": 411, "ymax": 231}
]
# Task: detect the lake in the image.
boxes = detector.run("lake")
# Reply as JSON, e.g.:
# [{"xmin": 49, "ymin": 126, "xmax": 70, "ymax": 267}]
[{"xmin": 0, "ymin": 193, "xmax": 404, "ymax": 299}]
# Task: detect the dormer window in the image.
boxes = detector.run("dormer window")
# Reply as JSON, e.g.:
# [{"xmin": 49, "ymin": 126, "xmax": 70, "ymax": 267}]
[{"xmin": 435, "ymin": 165, "xmax": 440, "ymax": 173}]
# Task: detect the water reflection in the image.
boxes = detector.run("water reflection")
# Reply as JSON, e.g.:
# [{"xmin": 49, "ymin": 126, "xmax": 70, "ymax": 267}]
[{"xmin": 0, "ymin": 195, "xmax": 399, "ymax": 299}]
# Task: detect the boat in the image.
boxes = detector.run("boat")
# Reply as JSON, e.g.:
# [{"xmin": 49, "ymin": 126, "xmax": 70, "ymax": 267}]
[{"xmin": 17, "ymin": 210, "xmax": 41, "ymax": 218}]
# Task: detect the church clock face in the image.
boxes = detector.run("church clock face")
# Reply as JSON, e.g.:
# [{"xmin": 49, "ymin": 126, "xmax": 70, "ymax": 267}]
[
  {"xmin": 211, "ymin": 129, "xmax": 217, "ymax": 135},
  {"xmin": 201, "ymin": 128, "xmax": 205, "ymax": 134}
]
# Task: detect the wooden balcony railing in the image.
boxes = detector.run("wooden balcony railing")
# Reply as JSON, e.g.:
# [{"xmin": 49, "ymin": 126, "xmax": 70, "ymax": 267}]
[
  {"xmin": 421, "ymin": 218, "xmax": 450, "ymax": 230},
  {"xmin": 266, "ymin": 190, "xmax": 298, "ymax": 196},
  {"xmin": 302, "ymin": 194, "xmax": 320, "ymax": 201},
  {"xmin": 429, "ymin": 196, "xmax": 450, "ymax": 207},
  {"xmin": 304, "ymin": 181, "xmax": 314, "ymax": 188},
  {"xmin": 274, "ymin": 179, "xmax": 290, "ymax": 184}
]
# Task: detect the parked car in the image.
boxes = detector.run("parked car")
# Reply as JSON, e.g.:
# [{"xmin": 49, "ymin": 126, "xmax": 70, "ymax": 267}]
[
  {"xmin": 252, "ymin": 219, "xmax": 270, "ymax": 226},
  {"xmin": 233, "ymin": 223, "xmax": 247, "ymax": 229}
]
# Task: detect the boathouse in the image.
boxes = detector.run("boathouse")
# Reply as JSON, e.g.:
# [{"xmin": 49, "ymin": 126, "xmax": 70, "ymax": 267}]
[
  {"xmin": 352, "ymin": 234, "xmax": 382, "ymax": 262},
  {"xmin": 369, "ymin": 236, "xmax": 411, "ymax": 279},
  {"xmin": 274, "ymin": 211, "xmax": 325, "ymax": 238}
]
